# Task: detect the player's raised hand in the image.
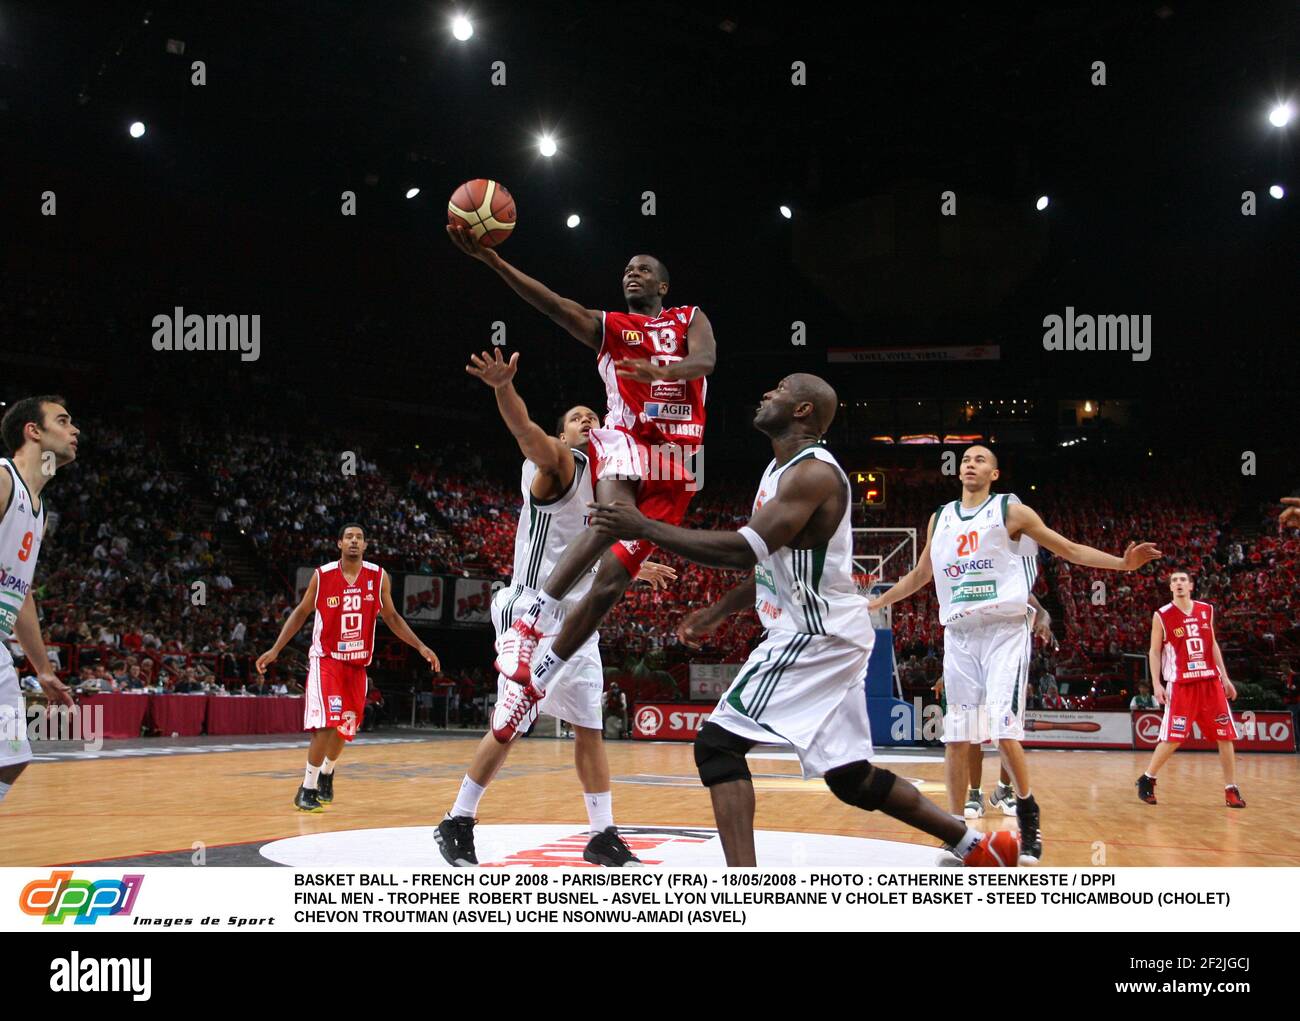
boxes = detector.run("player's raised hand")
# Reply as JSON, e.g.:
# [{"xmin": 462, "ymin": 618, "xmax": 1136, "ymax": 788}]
[
  {"xmin": 613, "ymin": 358, "xmax": 670, "ymax": 383},
  {"xmin": 418, "ymin": 644, "xmax": 441, "ymax": 673},
  {"xmin": 255, "ymin": 649, "xmax": 277, "ymax": 675},
  {"xmin": 1279, "ymin": 497, "xmax": 1300, "ymax": 531},
  {"xmin": 466, "ymin": 349, "xmax": 519, "ymax": 390},
  {"xmin": 635, "ymin": 560, "xmax": 677, "ymax": 591},
  {"xmin": 676, "ymin": 607, "xmax": 718, "ymax": 649},
  {"xmin": 1121, "ymin": 541, "xmax": 1162, "ymax": 570},
  {"xmin": 587, "ymin": 501, "xmax": 649, "ymax": 540},
  {"xmin": 37, "ymin": 669, "xmax": 73, "ymax": 707},
  {"xmin": 445, "ymin": 223, "xmax": 499, "ymax": 263}
]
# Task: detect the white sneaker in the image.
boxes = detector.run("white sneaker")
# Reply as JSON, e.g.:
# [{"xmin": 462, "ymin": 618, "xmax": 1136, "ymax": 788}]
[
  {"xmin": 963, "ymin": 790, "xmax": 985, "ymax": 819},
  {"xmin": 493, "ymin": 618, "xmax": 542, "ymax": 683},
  {"xmin": 990, "ymin": 784, "xmax": 1017, "ymax": 816},
  {"xmin": 491, "ymin": 680, "xmax": 542, "ymax": 743}
]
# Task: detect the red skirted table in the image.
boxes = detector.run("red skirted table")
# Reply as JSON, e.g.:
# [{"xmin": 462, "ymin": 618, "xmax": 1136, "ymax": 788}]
[
  {"xmin": 205, "ymin": 695, "xmax": 304, "ymax": 735},
  {"xmin": 77, "ymin": 693, "xmax": 151, "ymax": 739},
  {"xmin": 147, "ymin": 694, "xmax": 209, "ymax": 737}
]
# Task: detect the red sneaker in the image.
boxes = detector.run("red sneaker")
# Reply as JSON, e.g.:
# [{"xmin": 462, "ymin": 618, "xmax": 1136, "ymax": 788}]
[
  {"xmin": 491, "ymin": 680, "xmax": 543, "ymax": 743},
  {"xmin": 493, "ymin": 618, "xmax": 542, "ymax": 683},
  {"xmin": 1225, "ymin": 785, "xmax": 1246, "ymax": 809},
  {"xmin": 962, "ymin": 830, "xmax": 1021, "ymax": 867}
]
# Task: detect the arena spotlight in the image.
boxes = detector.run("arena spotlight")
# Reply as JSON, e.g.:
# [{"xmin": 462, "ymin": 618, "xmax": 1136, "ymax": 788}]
[
  {"xmin": 538, "ymin": 134, "xmax": 558, "ymax": 158},
  {"xmin": 779, "ymin": 205, "xmax": 792, "ymax": 219},
  {"xmin": 566, "ymin": 213, "xmax": 581, "ymax": 228},
  {"xmin": 1035, "ymin": 195, "xmax": 1050, "ymax": 211},
  {"xmin": 451, "ymin": 15, "xmax": 473, "ymax": 41},
  {"xmin": 405, "ymin": 187, "xmax": 420, "ymax": 199},
  {"xmin": 1269, "ymin": 184, "xmax": 1285, "ymax": 199},
  {"xmin": 129, "ymin": 121, "xmax": 146, "ymax": 138},
  {"xmin": 1268, "ymin": 102, "xmax": 1293, "ymax": 128}
]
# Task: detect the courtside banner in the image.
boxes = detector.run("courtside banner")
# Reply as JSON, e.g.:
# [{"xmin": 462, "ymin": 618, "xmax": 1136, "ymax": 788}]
[
  {"xmin": 401, "ymin": 575, "xmax": 444, "ymax": 622},
  {"xmin": 2, "ymin": 866, "xmax": 1298, "ymax": 933},
  {"xmin": 631, "ymin": 702, "xmax": 713, "ymax": 741},
  {"xmin": 1131, "ymin": 709, "xmax": 1296, "ymax": 753},
  {"xmin": 1022, "ymin": 710, "xmax": 1133, "ymax": 749},
  {"xmin": 689, "ymin": 663, "xmax": 740, "ymax": 701},
  {"xmin": 452, "ymin": 578, "xmax": 501, "ymax": 624}
]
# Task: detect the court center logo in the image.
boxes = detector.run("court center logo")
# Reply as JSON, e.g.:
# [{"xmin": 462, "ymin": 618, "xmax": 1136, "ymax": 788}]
[
  {"xmin": 19, "ymin": 871, "xmax": 144, "ymax": 925},
  {"xmin": 635, "ymin": 705, "xmax": 664, "ymax": 736}
]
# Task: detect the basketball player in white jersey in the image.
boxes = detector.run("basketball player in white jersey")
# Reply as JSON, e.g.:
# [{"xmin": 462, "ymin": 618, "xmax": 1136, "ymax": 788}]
[
  {"xmin": 0, "ymin": 396, "xmax": 78, "ymax": 809},
  {"xmin": 434, "ymin": 349, "xmax": 676, "ymax": 867},
  {"xmin": 591, "ymin": 375, "xmax": 1020, "ymax": 867},
  {"xmin": 870, "ymin": 445, "xmax": 1161, "ymax": 863}
]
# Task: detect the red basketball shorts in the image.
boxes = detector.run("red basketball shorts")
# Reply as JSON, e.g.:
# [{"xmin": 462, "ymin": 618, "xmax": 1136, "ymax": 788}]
[
  {"xmin": 305, "ymin": 656, "xmax": 368, "ymax": 740},
  {"xmin": 589, "ymin": 426, "xmax": 697, "ymax": 574},
  {"xmin": 1160, "ymin": 679, "xmax": 1237, "ymax": 743}
]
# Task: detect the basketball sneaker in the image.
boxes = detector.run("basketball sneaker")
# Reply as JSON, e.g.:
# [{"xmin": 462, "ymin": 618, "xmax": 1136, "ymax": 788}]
[
  {"xmin": 491, "ymin": 679, "xmax": 542, "ymax": 743},
  {"xmin": 962, "ymin": 830, "xmax": 1020, "ymax": 867},
  {"xmin": 963, "ymin": 788, "xmax": 985, "ymax": 819},
  {"xmin": 494, "ymin": 618, "xmax": 543, "ymax": 683},
  {"xmin": 1224, "ymin": 785, "xmax": 1246, "ymax": 809},
  {"xmin": 1136, "ymin": 774, "xmax": 1157, "ymax": 805},
  {"xmin": 1016, "ymin": 794, "xmax": 1042, "ymax": 864},
  {"xmin": 316, "ymin": 771, "xmax": 334, "ymax": 805},
  {"xmin": 294, "ymin": 785, "xmax": 324, "ymax": 813},
  {"xmin": 935, "ymin": 847, "xmax": 965, "ymax": 866},
  {"xmin": 583, "ymin": 827, "xmax": 643, "ymax": 867},
  {"xmin": 990, "ymin": 782, "xmax": 1017, "ymax": 815},
  {"xmin": 435, "ymin": 815, "xmax": 479, "ymax": 867}
]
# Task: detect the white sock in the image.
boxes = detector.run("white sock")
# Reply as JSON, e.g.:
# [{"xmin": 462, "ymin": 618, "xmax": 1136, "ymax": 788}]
[
  {"xmin": 523, "ymin": 591, "xmax": 561, "ymax": 628},
  {"xmin": 0, "ymin": 780, "xmax": 10, "ymax": 803},
  {"xmin": 532, "ymin": 649, "xmax": 569, "ymax": 693},
  {"xmin": 952, "ymin": 828, "xmax": 982, "ymax": 858},
  {"xmin": 303, "ymin": 763, "xmax": 321, "ymax": 790},
  {"xmin": 585, "ymin": 791, "xmax": 614, "ymax": 834},
  {"xmin": 451, "ymin": 776, "xmax": 486, "ymax": 819},
  {"xmin": 321, "ymin": 757, "xmax": 336, "ymax": 775}
]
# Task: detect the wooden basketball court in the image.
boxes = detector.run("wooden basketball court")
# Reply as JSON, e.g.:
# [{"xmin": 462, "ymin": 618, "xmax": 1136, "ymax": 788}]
[{"xmin": 3, "ymin": 733, "xmax": 1296, "ymax": 866}]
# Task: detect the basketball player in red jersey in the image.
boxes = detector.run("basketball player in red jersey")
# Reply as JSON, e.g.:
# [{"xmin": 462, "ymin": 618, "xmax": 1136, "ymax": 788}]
[
  {"xmin": 447, "ymin": 226, "xmax": 716, "ymax": 741},
  {"xmin": 1136, "ymin": 569, "xmax": 1244, "ymax": 808},
  {"xmin": 257, "ymin": 524, "xmax": 441, "ymax": 811}
]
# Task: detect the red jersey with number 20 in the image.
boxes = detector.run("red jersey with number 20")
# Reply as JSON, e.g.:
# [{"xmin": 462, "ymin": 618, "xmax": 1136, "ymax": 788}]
[
  {"xmin": 311, "ymin": 560, "xmax": 384, "ymax": 665},
  {"xmin": 597, "ymin": 306, "xmax": 707, "ymax": 446},
  {"xmin": 1157, "ymin": 600, "xmax": 1219, "ymax": 684}
]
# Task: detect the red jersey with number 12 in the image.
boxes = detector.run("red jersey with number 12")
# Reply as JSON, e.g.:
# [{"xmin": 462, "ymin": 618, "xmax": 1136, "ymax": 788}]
[
  {"xmin": 311, "ymin": 560, "xmax": 384, "ymax": 665},
  {"xmin": 1158, "ymin": 600, "xmax": 1219, "ymax": 684},
  {"xmin": 597, "ymin": 306, "xmax": 707, "ymax": 446}
]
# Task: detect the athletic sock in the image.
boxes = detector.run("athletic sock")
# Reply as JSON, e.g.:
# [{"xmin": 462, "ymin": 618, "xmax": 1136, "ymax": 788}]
[
  {"xmin": 952, "ymin": 828, "xmax": 982, "ymax": 858},
  {"xmin": 321, "ymin": 757, "xmax": 336, "ymax": 775},
  {"xmin": 451, "ymin": 776, "xmax": 486, "ymax": 819},
  {"xmin": 585, "ymin": 791, "xmax": 614, "ymax": 834},
  {"xmin": 522, "ymin": 591, "xmax": 561, "ymax": 629},
  {"xmin": 303, "ymin": 763, "xmax": 321, "ymax": 790},
  {"xmin": 0, "ymin": 780, "xmax": 11, "ymax": 804},
  {"xmin": 532, "ymin": 649, "xmax": 569, "ymax": 693}
]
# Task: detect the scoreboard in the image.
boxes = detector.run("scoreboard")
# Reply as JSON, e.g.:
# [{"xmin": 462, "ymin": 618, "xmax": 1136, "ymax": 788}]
[{"xmin": 851, "ymin": 470, "xmax": 887, "ymax": 507}]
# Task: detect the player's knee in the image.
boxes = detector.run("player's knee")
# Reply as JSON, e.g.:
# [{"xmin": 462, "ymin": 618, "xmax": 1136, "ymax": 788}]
[
  {"xmin": 694, "ymin": 723, "xmax": 753, "ymax": 787},
  {"xmin": 824, "ymin": 761, "xmax": 896, "ymax": 811}
]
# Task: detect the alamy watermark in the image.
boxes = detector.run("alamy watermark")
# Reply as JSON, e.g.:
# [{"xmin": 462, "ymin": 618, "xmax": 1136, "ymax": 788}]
[
  {"xmin": 1042, "ymin": 307, "xmax": 1151, "ymax": 362},
  {"xmin": 151, "ymin": 307, "xmax": 260, "ymax": 361},
  {"xmin": 1, "ymin": 704, "xmax": 104, "ymax": 751}
]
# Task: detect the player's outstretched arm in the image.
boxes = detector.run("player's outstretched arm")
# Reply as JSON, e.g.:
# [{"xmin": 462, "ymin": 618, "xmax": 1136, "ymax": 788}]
[
  {"xmin": 677, "ymin": 574, "xmax": 757, "ymax": 649},
  {"xmin": 446, "ymin": 225, "xmax": 602, "ymax": 350},
  {"xmin": 466, "ymin": 349, "xmax": 574, "ymax": 482},
  {"xmin": 256, "ymin": 573, "xmax": 317, "ymax": 674},
  {"xmin": 379, "ymin": 571, "xmax": 441, "ymax": 673},
  {"xmin": 868, "ymin": 513, "xmax": 937, "ymax": 611},
  {"xmin": 588, "ymin": 459, "xmax": 838, "ymax": 570},
  {"xmin": 1007, "ymin": 502, "xmax": 1162, "ymax": 571},
  {"xmin": 1148, "ymin": 612, "xmax": 1166, "ymax": 704}
]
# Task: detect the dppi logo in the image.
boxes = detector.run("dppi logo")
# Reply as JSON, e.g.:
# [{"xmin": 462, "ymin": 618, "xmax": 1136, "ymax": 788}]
[
  {"xmin": 944, "ymin": 558, "xmax": 994, "ymax": 579},
  {"xmin": 19, "ymin": 871, "xmax": 144, "ymax": 925},
  {"xmin": 636, "ymin": 706, "xmax": 664, "ymax": 736}
]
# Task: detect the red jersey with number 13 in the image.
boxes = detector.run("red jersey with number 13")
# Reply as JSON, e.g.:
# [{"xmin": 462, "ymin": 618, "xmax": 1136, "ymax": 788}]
[
  {"xmin": 597, "ymin": 306, "xmax": 707, "ymax": 446},
  {"xmin": 311, "ymin": 560, "xmax": 384, "ymax": 665},
  {"xmin": 1158, "ymin": 600, "xmax": 1219, "ymax": 684}
]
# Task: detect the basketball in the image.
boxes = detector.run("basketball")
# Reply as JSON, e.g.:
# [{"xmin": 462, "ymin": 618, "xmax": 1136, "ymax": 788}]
[{"xmin": 447, "ymin": 178, "xmax": 517, "ymax": 248}]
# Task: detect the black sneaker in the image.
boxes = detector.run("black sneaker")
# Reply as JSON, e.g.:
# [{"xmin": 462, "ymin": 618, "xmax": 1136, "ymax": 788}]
[
  {"xmin": 583, "ymin": 826, "xmax": 642, "ymax": 867},
  {"xmin": 1016, "ymin": 795, "xmax": 1042, "ymax": 865},
  {"xmin": 317, "ymin": 771, "xmax": 334, "ymax": 804},
  {"xmin": 1136, "ymin": 774, "xmax": 1157, "ymax": 805},
  {"xmin": 435, "ymin": 815, "xmax": 478, "ymax": 867},
  {"xmin": 294, "ymin": 785, "xmax": 324, "ymax": 813}
]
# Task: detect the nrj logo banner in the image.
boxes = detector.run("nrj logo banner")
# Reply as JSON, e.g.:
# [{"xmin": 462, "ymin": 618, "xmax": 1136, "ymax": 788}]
[{"xmin": 19, "ymin": 871, "xmax": 144, "ymax": 925}]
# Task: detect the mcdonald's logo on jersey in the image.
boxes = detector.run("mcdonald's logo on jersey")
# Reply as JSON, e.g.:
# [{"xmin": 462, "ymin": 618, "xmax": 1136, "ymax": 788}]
[
  {"xmin": 327, "ymin": 596, "xmax": 340, "ymax": 607},
  {"xmin": 621, "ymin": 330, "xmax": 643, "ymax": 345}
]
